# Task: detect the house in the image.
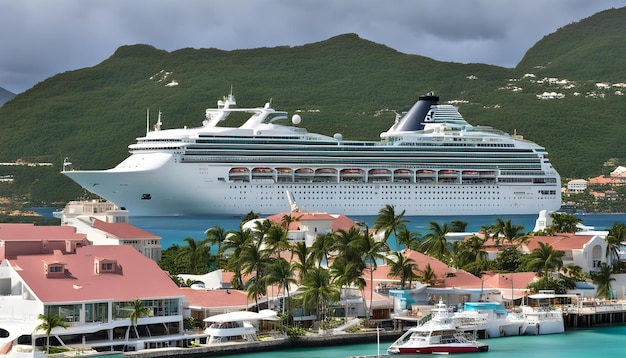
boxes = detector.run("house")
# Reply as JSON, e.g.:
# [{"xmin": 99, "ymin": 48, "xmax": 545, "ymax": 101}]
[
  {"xmin": 519, "ymin": 234, "xmax": 607, "ymax": 274},
  {"xmin": 566, "ymin": 179, "xmax": 588, "ymax": 193},
  {"xmin": 58, "ymin": 200, "xmax": 162, "ymax": 261},
  {"xmin": 261, "ymin": 211, "xmax": 360, "ymax": 248},
  {"xmin": 0, "ymin": 243, "xmax": 188, "ymax": 355}
]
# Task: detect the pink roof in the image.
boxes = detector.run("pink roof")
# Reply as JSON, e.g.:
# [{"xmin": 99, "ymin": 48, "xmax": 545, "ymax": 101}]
[
  {"xmin": 10, "ymin": 245, "xmax": 181, "ymax": 303},
  {"xmin": 482, "ymin": 271, "xmax": 538, "ymax": 290},
  {"xmin": 180, "ymin": 287, "xmax": 249, "ymax": 309},
  {"xmin": 369, "ymin": 249, "xmax": 483, "ymax": 289},
  {"xmin": 265, "ymin": 211, "xmax": 358, "ymax": 232},
  {"xmin": 0, "ymin": 223, "xmax": 86, "ymax": 241},
  {"xmin": 92, "ymin": 219, "xmax": 160, "ymax": 239},
  {"xmin": 523, "ymin": 234, "xmax": 595, "ymax": 251}
]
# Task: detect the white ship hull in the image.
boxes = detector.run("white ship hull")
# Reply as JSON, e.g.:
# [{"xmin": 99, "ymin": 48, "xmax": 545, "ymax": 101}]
[
  {"xmin": 63, "ymin": 92, "xmax": 562, "ymax": 217},
  {"xmin": 64, "ymin": 159, "xmax": 560, "ymax": 217}
]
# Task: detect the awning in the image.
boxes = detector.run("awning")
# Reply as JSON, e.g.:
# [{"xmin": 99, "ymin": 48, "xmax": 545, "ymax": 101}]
[{"xmin": 203, "ymin": 309, "xmax": 279, "ymax": 323}]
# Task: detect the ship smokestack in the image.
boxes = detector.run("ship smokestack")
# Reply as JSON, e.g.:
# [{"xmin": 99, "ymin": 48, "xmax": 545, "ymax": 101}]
[{"xmin": 393, "ymin": 92, "xmax": 439, "ymax": 132}]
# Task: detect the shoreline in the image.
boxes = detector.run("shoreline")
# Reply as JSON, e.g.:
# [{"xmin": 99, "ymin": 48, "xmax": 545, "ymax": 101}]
[{"xmin": 124, "ymin": 331, "xmax": 402, "ymax": 357}]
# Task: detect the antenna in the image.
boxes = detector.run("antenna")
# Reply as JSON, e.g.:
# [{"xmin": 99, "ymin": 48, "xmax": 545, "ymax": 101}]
[{"xmin": 146, "ymin": 108, "xmax": 150, "ymax": 134}]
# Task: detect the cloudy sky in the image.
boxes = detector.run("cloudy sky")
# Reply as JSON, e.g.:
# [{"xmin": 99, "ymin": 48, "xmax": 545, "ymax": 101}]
[{"xmin": 1, "ymin": 0, "xmax": 624, "ymax": 94}]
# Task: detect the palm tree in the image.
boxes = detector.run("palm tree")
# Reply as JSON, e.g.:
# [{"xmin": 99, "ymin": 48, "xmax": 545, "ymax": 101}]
[
  {"xmin": 386, "ymin": 251, "xmax": 419, "ymax": 289},
  {"xmin": 373, "ymin": 204, "xmax": 408, "ymax": 250},
  {"xmin": 311, "ymin": 232, "xmax": 335, "ymax": 267},
  {"xmin": 240, "ymin": 238, "xmax": 272, "ymax": 311},
  {"xmin": 494, "ymin": 218, "xmax": 525, "ymax": 245},
  {"xmin": 222, "ymin": 227, "xmax": 253, "ymax": 289},
  {"xmin": 177, "ymin": 237, "xmax": 210, "ymax": 274},
  {"xmin": 525, "ymin": 242, "xmax": 564, "ymax": 278},
  {"xmin": 396, "ymin": 227, "xmax": 421, "ymax": 250},
  {"xmin": 450, "ymin": 220, "xmax": 468, "ymax": 232},
  {"xmin": 549, "ymin": 212, "xmax": 582, "ymax": 233},
  {"xmin": 205, "ymin": 225, "xmax": 230, "ymax": 269},
  {"xmin": 291, "ymin": 241, "xmax": 314, "ymax": 282},
  {"xmin": 420, "ymin": 221, "xmax": 451, "ymax": 261},
  {"xmin": 265, "ymin": 257, "xmax": 297, "ymax": 316},
  {"xmin": 333, "ymin": 227, "xmax": 364, "ymax": 266},
  {"xmin": 605, "ymin": 223, "xmax": 626, "ymax": 267},
  {"xmin": 264, "ymin": 224, "xmax": 290, "ymax": 259},
  {"xmin": 330, "ymin": 257, "xmax": 362, "ymax": 321},
  {"xmin": 127, "ymin": 298, "xmax": 152, "ymax": 339},
  {"xmin": 590, "ymin": 263, "xmax": 616, "ymax": 300},
  {"xmin": 300, "ymin": 267, "xmax": 338, "ymax": 323},
  {"xmin": 420, "ymin": 263, "xmax": 437, "ymax": 286},
  {"xmin": 280, "ymin": 213, "xmax": 302, "ymax": 230},
  {"xmin": 357, "ymin": 223, "xmax": 389, "ymax": 320},
  {"xmin": 36, "ymin": 313, "xmax": 69, "ymax": 353}
]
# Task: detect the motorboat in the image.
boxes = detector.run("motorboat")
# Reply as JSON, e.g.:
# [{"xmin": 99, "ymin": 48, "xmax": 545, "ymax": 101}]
[{"xmin": 387, "ymin": 300, "xmax": 488, "ymax": 354}]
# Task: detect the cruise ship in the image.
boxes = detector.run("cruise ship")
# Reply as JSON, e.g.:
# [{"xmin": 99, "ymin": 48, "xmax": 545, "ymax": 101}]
[{"xmin": 62, "ymin": 92, "xmax": 561, "ymax": 217}]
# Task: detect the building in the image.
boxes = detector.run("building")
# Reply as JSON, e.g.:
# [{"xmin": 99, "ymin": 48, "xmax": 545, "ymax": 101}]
[
  {"xmin": 566, "ymin": 179, "xmax": 588, "ymax": 193},
  {"xmin": 0, "ymin": 243, "xmax": 188, "ymax": 355},
  {"xmin": 58, "ymin": 200, "xmax": 162, "ymax": 261}
]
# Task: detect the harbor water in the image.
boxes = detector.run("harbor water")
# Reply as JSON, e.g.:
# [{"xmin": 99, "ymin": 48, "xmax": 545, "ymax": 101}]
[{"xmin": 205, "ymin": 325, "xmax": 626, "ymax": 357}]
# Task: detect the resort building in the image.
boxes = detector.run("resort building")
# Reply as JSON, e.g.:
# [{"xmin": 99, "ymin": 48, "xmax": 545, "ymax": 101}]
[
  {"xmin": 0, "ymin": 242, "xmax": 188, "ymax": 355},
  {"xmin": 58, "ymin": 200, "xmax": 162, "ymax": 261},
  {"xmin": 566, "ymin": 179, "xmax": 588, "ymax": 193}
]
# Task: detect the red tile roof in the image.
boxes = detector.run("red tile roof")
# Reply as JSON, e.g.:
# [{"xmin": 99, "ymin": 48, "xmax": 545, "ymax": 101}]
[
  {"xmin": 9, "ymin": 245, "xmax": 181, "ymax": 303},
  {"xmin": 180, "ymin": 287, "xmax": 249, "ymax": 309},
  {"xmin": 92, "ymin": 219, "xmax": 160, "ymax": 239},
  {"xmin": 523, "ymin": 234, "xmax": 595, "ymax": 251},
  {"xmin": 369, "ymin": 249, "xmax": 483, "ymax": 289},
  {"xmin": 265, "ymin": 212, "xmax": 358, "ymax": 232},
  {"xmin": 0, "ymin": 223, "xmax": 86, "ymax": 241}
]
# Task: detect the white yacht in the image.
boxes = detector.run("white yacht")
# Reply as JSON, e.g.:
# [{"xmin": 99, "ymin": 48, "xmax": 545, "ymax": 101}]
[{"xmin": 63, "ymin": 92, "xmax": 561, "ymax": 217}]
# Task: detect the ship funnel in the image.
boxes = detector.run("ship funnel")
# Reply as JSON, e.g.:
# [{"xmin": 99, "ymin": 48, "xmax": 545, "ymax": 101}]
[{"xmin": 392, "ymin": 93, "xmax": 439, "ymax": 132}]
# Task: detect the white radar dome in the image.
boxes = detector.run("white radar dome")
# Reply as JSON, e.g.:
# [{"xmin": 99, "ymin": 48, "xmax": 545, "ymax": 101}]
[
  {"xmin": 291, "ymin": 114, "xmax": 301, "ymax": 125},
  {"xmin": 334, "ymin": 133, "xmax": 343, "ymax": 141}
]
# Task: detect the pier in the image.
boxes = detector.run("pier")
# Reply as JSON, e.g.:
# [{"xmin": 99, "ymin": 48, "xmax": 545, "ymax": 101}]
[{"xmin": 564, "ymin": 301, "xmax": 626, "ymax": 328}]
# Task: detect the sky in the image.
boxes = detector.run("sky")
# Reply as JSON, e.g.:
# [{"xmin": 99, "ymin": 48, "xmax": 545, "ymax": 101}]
[{"xmin": 1, "ymin": 0, "xmax": 625, "ymax": 94}]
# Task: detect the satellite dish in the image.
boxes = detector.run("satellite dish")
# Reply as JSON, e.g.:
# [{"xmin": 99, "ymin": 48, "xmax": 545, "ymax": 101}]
[
  {"xmin": 334, "ymin": 133, "xmax": 343, "ymax": 141},
  {"xmin": 292, "ymin": 114, "xmax": 301, "ymax": 125}
]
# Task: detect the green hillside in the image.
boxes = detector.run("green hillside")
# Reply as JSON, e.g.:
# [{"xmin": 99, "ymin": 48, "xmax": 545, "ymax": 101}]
[{"xmin": 0, "ymin": 7, "xmax": 625, "ymax": 207}]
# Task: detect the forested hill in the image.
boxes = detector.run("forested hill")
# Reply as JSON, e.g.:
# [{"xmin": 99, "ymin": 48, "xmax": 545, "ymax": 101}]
[{"xmin": 0, "ymin": 7, "xmax": 625, "ymax": 206}]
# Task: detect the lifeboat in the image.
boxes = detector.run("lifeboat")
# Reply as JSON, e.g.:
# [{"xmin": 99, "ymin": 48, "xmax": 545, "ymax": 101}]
[
  {"xmin": 276, "ymin": 167, "xmax": 292, "ymax": 174},
  {"xmin": 229, "ymin": 167, "xmax": 249, "ymax": 175},
  {"xmin": 340, "ymin": 168, "xmax": 364, "ymax": 176},
  {"xmin": 295, "ymin": 168, "xmax": 314, "ymax": 175},
  {"xmin": 394, "ymin": 169, "xmax": 412, "ymax": 176},
  {"xmin": 369, "ymin": 169, "xmax": 391, "ymax": 176},
  {"xmin": 416, "ymin": 169, "xmax": 435, "ymax": 175},
  {"xmin": 315, "ymin": 168, "xmax": 337, "ymax": 175},
  {"xmin": 439, "ymin": 170, "xmax": 457, "ymax": 176},
  {"xmin": 252, "ymin": 167, "xmax": 272, "ymax": 173},
  {"xmin": 462, "ymin": 170, "xmax": 479, "ymax": 177}
]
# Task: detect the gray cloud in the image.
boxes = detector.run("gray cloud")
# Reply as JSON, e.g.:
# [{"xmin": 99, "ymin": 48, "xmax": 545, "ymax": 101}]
[{"xmin": 1, "ymin": 0, "xmax": 624, "ymax": 93}]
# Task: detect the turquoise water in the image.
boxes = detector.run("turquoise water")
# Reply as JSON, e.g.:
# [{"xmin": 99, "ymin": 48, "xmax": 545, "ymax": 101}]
[
  {"xmin": 207, "ymin": 325, "xmax": 626, "ymax": 357},
  {"xmin": 127, "ymin": 213, "xmax": 626, "ymax": 250}
]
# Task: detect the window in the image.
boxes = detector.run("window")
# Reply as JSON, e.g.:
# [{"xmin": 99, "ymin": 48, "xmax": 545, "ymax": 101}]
[{"xmin": 101, "ymin": 263, "xmax": 113, "ymax": 271}]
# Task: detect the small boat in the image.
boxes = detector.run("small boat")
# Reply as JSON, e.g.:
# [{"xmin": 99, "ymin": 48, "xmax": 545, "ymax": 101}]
[
  {"xmin": 369, "ymin": 169, "xmax": 391, "ymax": 175},
  {"xmin": 316, "ymin": 168, "xmax": 337, "ymax": 174},
  {"xmin": 295, "ymin": 168, "xmax": 314, "ymax": 174},
  {"xmin": 394, "ymin": 169, "xmax": 413, "ymax": 176},
  {"xmin": 387, "ymin": 300, "xmax": 488, "ymax": 355},
  {"xmin": 229, "ymin": 167, "xmax": 249, "ymax": 174}
]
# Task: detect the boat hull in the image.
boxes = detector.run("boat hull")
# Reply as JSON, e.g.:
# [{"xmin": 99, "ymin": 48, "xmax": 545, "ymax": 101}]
[
  {"xmin": 64, "ymin": 164, "xmax": 560, "ymax": 216},
  {"xmin": 395, "ymin": 342, "xmax": 489, "ymax": 354}
]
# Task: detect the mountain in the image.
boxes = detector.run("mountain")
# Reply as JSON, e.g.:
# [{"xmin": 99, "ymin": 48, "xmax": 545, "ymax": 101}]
[
  {"xmin": 0, "ymin": 87, "xmax": 15, "ymax": 106},
  {"xmin": 0, "ymin": 7, "xmax": 624, "ymax": 207}
]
